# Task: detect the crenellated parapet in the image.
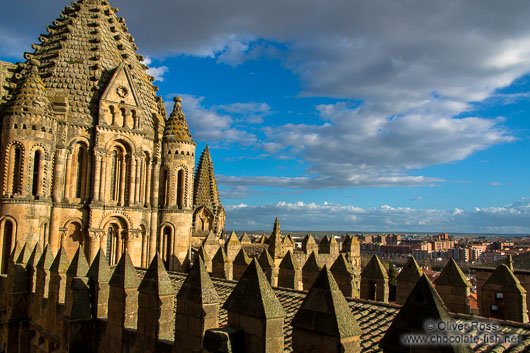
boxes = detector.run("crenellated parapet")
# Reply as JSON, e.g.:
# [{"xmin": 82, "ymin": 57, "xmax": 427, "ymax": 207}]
[{"xmin": 1, "ymin": 241, "xmax": 528, "ymax": 353}]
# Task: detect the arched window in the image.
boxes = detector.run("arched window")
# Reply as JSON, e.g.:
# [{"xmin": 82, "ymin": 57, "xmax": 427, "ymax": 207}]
[
  {"xmin": 12, "ymin": 147, "xmax": 22, "ymax": 195},
  {"xmin": 177, "ymin": 169, "xmax": 184, "ymax": 208},
  {"xmin": 160, "ymin": 168, "xmax": 169, "ymax": 207},
  {"xmin": 32, "ymin": 150, "xmax": 41, "ymax": 197},
  {"xmin": 161, "ymin": 227, "xmax": 172, "ymax": 269},
  {"xmin": 1, "ymin": 220, "xmax": 14, "ymax": 274}
]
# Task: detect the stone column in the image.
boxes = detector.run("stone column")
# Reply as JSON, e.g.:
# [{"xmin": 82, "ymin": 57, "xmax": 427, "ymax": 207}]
[
  {"xmin": 52, "ymin": 149, "xmax": 66, "ymax": 202},
  {"xmin": 134, "ymin": 157, "xmax": 141, "ymax": 204},
  {"xmin": 63, "ymin": 151, "xmax": 72, "ymax": 201},
  {"xmin": 119, "ymin": 155, "xmax": 126, "ymax": 206},
  {"xmin": 144, "ymin": 160, "xmax": 152, "ymax": 206},
  {"xmin": 129, "ymin": 157, "xmax": 136, "ymax": 206},
  {"xmin": 99, "ymin": 158, "xmax": 107, "ymax": 201},
  {"xmin": 92, "ymin": 154, "xmax": 102, "ymax": 201}
]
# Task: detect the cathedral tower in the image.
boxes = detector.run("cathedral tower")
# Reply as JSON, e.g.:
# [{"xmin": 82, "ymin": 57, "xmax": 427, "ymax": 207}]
[{"xmin": 0, "ymin": 0, "xmax": 224, "ymax": 272}]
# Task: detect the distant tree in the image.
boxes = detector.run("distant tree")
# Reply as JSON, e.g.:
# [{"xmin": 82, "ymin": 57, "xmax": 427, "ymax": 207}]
[{"xmin": 387, "ymin": 261, "xmax": 397, "ymax": 302}]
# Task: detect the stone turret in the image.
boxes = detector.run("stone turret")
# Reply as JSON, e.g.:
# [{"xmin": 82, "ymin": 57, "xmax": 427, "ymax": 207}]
[
  {"xmin": 292, "ymin": 266, "xmax": 362, "ymax": 352},
  {"xmin": 361, "ymin": 254, "xmax": 389, "ymax": 302},
  {"xmin": 193, "ymin": 145, "xmax": 226, "ymax": 236},
  {"xmin": 160, "ymin": 97, "xmax": 196, "ymax": 268},
  {"xmin": 434, "ymin": 258, "xmax": 471, "ymax": 314},
  {"xmin": 480, "ymin": 264, "xmax": 528, "ymax": 323},
  {"xmin": 223, "ymin": 259, "xmax": 286, "ymax": 353},
  {"xmin": 395, "ymin": 256, "xmax": 422, "ymax": 304},
  {"xmin": 380, "ymin": 275, "xmax": 472, "ymax": 353},
  {"xmin": 202, "ymin": 230, "xmax": 221, "ymax": 259},
  {"xmin": 341, "ymin": 235, "xmax": 361, "ymax": 276}
]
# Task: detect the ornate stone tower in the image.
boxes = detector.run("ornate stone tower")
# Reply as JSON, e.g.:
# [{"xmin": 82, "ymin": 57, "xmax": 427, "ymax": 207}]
[
  {"xmin": 0, "ymin": 0, "xmax": 226, "ymax": 272},
  {"xmin": 193, "ymin": 145, "xmax": 225, "ymax": 236},
  {"xmin": 160, "ymin": 97, "xmax": 196, "ymax": 268}
]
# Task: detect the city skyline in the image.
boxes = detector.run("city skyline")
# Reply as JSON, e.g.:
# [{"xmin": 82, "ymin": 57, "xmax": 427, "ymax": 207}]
[{"xmin": 2, "ymin": 0, "xmax": 530, "ymax": 233}]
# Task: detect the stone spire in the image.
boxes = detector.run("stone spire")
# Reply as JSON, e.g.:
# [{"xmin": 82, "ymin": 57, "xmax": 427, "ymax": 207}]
[
  {"xmin": 23, "ymin": 0, "xmax": 164, "ymax": 123},
  {"xmin": 292, "ymin": 266, "xmax": 361, "ymax": 353},
  {"xmin": 268, "ymin": 217, "xmax": 283, "ymax": 259},
  {"xmin": 360, "ymin": 254, "xmax": 389, "ymax": 302},
  {"xmin": 164, "ymin": 96, "xmax": 194, "ymax": 143},
  {"xmin": 193, "ymin": 144, "xmax": 220, "ymax": 208},
  {"xmin": 302, "ymin": 251, "xmax": 321, "ymax": 290},
  {"xmin": 380, "ymin": 274, "xmax": 472, "ymax": 353}
]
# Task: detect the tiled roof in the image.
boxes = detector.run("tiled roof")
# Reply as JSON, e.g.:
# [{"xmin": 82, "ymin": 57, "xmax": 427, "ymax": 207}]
[
  {"xmin": 135, "ymin": 268, "xmax": 530, "ymax": 352},
  {"xmin": 473, "ymin": 253, "xmax": 530, "ymax": 273},
  {"xmin": 18, "ymin": 0, "xmax": 163, "ymax": 126}
]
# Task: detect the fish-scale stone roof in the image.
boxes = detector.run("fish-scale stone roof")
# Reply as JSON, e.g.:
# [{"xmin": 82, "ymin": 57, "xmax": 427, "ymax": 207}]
[
  {"xmin": 164, "ymin": 96, "xmax": 194, "ymax": 143},
  {"xmin": 19, "ymin": 0, "xmax": 164, "ymax": 126},
  {"xmin": 4, "ymin": 63, "xmax": 52, "ymax": 117}
]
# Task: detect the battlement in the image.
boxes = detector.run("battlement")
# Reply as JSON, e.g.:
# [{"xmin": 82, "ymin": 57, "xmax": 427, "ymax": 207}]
[{"xmin": 2, "ymin": 241, "xmax": 530, "ymax": 353}]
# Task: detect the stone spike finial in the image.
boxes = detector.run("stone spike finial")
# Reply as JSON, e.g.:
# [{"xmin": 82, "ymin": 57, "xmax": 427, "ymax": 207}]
[
  {"xmin": 303, "ymin": 251, "xmax": 321, "ymax": 272},
  {"xmin": 396, "ymin": 256, "xmax": 422, "ymax": 282},
  {"xmin": 258, "ymin": 248, "xmax": 275, "ymax": 269},
  {"xmin": 109, "ymin": 250, "xmax": 140, "ymax": 289},
  {"xmin": 15, "ymin": 242, "xmax": 31, "ymax": 264},
  {"xmin": 66, "ymin": 245, "xmax": 90, "ymax": 277},
  {"xmin": 240, "ymin": 232, "xmax": 251, "ymax": 244},
  {"xmin": 177, "ymin": 256, "xmax": 219, "ymax": 304},
  {"xmin": 434, "ymin": 258, "xmax": 470, "ymax": 288},
  {"xmin": 223, "ymin": 259, "xmax": 285, "ymax": 319},
  {"xmin": 293, "ymin": 265, "xmax": 361, "ymax": 339},
  {"xmin": 203, "ymin": 230, "xmax": 219, "ymax": 246},
  {"xmin": 37, "ymin": 244, "xmax": 55, "ymax": 270},
  {"xmin": 87, "ymin": 248, "xmax": 112, "ymax": 283},
  {"xmin": 196, "ymin": 245, "xmax": 210, "ymax": 262},
  {"xmin": 233, "ymin": 248, "xmax": 250, "ymax": 265},
  {"xmin": 50, "ymin": 246, "xmax": 70, "ymax": 273},
  {"xmin": 139, "ymin": 252, "xmax": 175, "ymax": 296},
  {"xmin": 379, "ymin": 274, "xmax": 472, "ymax": 353},
  {"xmin": 279, "ymin": 250, "xmax": 299, "ymax": 270},
  {"xmin": 330, "ymin": 253, "xmax": 353, "ymax": 275},
  {"xmin": 26, "ymin": 242, "xmax": 43, "ymax": 269},
  {"xmin": 362, "ymin": 254, "xmax": 388, "ymax": 279},
  {"xmin": 483, "ymin": 264, "xmax": 525, "ymax": 293},
  {"xmin": 10, "ymin": 241, "xmax": 24, "ymax": 263}
]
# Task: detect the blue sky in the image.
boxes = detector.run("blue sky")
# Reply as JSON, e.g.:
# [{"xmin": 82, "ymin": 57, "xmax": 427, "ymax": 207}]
[{"xmin": 2, "ymin": 0, "xmax": 530, "ymax": 233}]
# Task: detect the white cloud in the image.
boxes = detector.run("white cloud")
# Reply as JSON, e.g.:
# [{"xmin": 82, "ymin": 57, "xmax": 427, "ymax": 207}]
[
  {"xmin": 225, "ymin": 198, "xmax": 530, "ymax": 233},
  {"xmin": 165, "ymin": 94, "xmax": 258, "ymax": 145}
]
